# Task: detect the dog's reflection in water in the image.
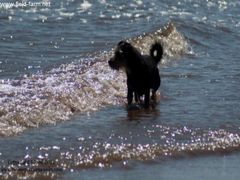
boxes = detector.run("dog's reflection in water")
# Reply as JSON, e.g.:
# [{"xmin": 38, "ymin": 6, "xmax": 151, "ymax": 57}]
[{"xmin": 126, "ymin": 102, "xmax": 160, "ymax": 122}]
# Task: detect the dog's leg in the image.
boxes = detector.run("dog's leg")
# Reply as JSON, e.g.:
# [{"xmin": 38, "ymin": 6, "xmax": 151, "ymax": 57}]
[
  {"xmin": 144, "ymin": 89, "xmax": 150, "ymax": 108},
  {"xmin": 151, "ymin": 90, "xmax": 156, "ymax": 101},
  {"xmin": 134, "ymin": 92, "xmax": 140, "ymax": 103},
  {"xmin": 127, "ymin": 87, "xmax": 133, "ymax": 105}
]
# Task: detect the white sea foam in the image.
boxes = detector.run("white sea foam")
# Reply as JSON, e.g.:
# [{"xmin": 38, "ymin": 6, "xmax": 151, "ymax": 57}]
[
  {"xmin": 111, "ymin": 14, "xmax": 121, "ymax": 19},
  {"xmin": 80, "ymin": 0, "xmax": 92, "ymax": 10},
  {"xmin": 0, "ymin": 84, "xmax": 15, "ymax": 94},
  {"xmin": 98, "ymin": 0, "xmax": 106, "ymax": 4},
  {"xmin": 59, "ymin": 11, "xmax": 75, "ymax": 18}
]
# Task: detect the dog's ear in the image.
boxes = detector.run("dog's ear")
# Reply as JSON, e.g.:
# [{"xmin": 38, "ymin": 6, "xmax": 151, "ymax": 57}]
[
  {"xmin": 117, "ymin": 41, "xmax": 126, "ymax": 46},
  {"xmin": 118, "ymin": 41, "xmax": 132, "ymax": 52}
]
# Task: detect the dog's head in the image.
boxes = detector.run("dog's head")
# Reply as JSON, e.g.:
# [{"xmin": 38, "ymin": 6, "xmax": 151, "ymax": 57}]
[{"xmin": 108, "ymin": 41, "xmax": 133, "ymax": 70}]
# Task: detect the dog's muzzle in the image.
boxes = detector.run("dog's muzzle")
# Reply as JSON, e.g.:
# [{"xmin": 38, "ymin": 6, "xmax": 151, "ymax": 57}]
[{"xmin": 108, "ymin": 58, "xmax": 119, "ymax": 70}]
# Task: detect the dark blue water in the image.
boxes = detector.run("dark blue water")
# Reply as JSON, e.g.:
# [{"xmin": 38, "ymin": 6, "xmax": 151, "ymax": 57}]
[{"xmin": 0, "ymin": 0, "xmax": 240, "ymax": 179}]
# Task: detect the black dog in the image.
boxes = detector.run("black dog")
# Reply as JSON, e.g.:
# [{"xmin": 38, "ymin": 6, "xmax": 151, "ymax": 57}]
[{"xmin": 108, "ymin": 41, "xmax": 163, "ymax": 108}]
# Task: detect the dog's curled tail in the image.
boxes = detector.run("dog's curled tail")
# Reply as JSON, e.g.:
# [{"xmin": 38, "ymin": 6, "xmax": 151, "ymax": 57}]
[{"xmin": 150, "ymin": 42, "xmax": 163, "ymax": 64}]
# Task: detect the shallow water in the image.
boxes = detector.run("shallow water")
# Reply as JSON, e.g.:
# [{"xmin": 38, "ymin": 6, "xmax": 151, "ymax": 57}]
[{"xmin": 1, "ymin": 0, "xmax": 240, "ymax": 179}]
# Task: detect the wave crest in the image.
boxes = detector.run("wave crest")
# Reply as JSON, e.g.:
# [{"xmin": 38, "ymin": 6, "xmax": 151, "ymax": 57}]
[{"xmin": 0, "ymin": 23, "xmax": 189, "ymax": 136}]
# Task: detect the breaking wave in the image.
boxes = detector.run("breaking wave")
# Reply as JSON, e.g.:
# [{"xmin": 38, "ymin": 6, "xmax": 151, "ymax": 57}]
[{"xmin": 0, "ymin": 23, "xmax": 189, "ymax": 136}]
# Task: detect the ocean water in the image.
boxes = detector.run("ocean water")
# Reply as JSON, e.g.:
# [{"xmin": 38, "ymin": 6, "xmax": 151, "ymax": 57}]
[{"xmin": 0, "ymin": 0, "xmax": 240, "ymax": 179}]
